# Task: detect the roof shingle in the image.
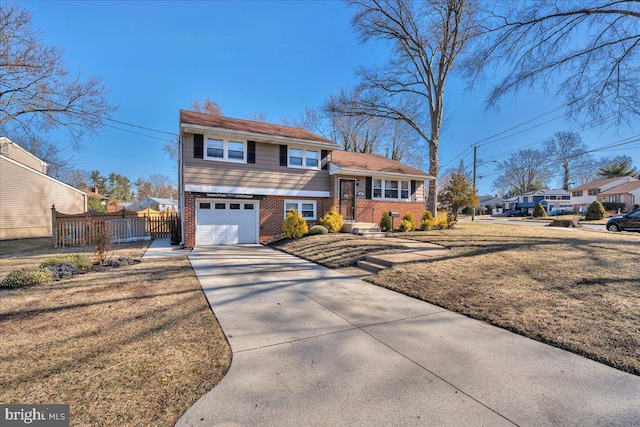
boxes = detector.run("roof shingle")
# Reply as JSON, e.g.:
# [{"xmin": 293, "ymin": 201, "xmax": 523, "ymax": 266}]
[
  {"xmin": 330, "ymin": 151, "xmax": 431, "ymax": 178},
  {"xmin": 180, "ymin": 110, "xmax": 336, "ymax": 145},
  {"xmin": 598, "ymin": 180, "xmax": 640, "ymax": 195}
]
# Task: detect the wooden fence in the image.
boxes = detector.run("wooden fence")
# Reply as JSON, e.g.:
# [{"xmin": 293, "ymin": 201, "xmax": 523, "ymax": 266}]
[{"xmin": 51, "ymin": 206, "xmax": 179, "ymax": 247}]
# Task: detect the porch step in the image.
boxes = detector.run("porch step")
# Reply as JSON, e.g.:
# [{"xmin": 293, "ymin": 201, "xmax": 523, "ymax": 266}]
[
  {"xmin": 356, "ymin": 260, "xmax": 388, "ymax": 273},
  {"xmin": 342, "ymin": 222, "xmax": 378, "ymax": 233}
]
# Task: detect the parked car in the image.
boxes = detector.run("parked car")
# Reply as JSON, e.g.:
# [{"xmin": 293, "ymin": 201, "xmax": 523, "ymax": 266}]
[
  {"xmin": 547, "ymin": 208, "xmax": 573, "ymax": 216},
  {"xmin": 504, "ymin": 210, "xmax": 524, "ymax": 217},
  {"xmin": 606, "ymin": 208, "xmax": 640, "ymax": 232}
]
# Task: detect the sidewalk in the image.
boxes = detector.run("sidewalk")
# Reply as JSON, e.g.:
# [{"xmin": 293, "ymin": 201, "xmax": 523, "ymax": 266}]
[
  {"xmin": 142, "ymin": 238, "xmax": 191, "ymax": 259},
  {"xmin": 178, "ymin": 245, "xmax": 640, "ymax": 427}
]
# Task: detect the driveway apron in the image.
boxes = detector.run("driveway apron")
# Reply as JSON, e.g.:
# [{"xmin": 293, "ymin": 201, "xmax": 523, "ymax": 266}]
[{"xmin": 178, "ymin": 245, "xmax": 640, "ymax": 427}]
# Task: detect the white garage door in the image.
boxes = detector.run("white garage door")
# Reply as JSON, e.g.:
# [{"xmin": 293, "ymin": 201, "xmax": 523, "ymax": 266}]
[{"xmin": 196, "ymin": 200, "xmax": 258, "ymax": 245}]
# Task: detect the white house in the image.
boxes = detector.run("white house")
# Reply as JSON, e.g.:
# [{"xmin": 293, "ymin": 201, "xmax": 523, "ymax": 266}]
[
  {"xmin": 597, "ymin": 180, "xmax": 640, "ymax": 213},
  {"xmin": 570, "ymin": 177, "xmax": 639, "ymax": 213},
  {"xmin": 126, "ymin": 197, "xmax": 178, "ymax": 212}
]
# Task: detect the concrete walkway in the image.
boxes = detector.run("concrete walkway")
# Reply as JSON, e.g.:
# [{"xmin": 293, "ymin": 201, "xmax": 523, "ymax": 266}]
[
  {"xmin": 178, "ymin": 245, "xmax": 640, "ymax": 427},
  {"xmin": 142, "ymin": 238, "xmax": 191, "ymax": 259}
]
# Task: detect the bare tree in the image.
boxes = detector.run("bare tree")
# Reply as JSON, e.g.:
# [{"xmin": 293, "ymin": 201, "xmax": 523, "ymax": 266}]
[
  {"xmin": 324, "ymin": 88, "xmax": 388, "ymax": 154},
  {"xmin": 165, "ymin": 98, "xmax": 224, "ymax": 161},
  {"xmin": 135, "ymin": 174, "xmax": 178, "ymax": 199},
  {"xmin": 329, "ymin": 0, "xmax": 479, "ymax": 214},
  {"xmin": 467, "ymin": 0, "xmax": 640, "ymax": 127},
  {"xmin": 544, "ymin": 131, "xmax": 593, "ymax": 190},
  {"xmin": 492, "ymin": 149, "xmax": 551, "ymax": 197},
  {"xmin": 245, "ymin": 111, "xmax": 271, "ymax": 123},
  {"xmin": 0, "ymin": 4, "xmax": 114, "ymax": 147},
  {"xmin": 190, "ymin": 99, "xmax": 223, "ymax": 116},
  {"xmin": 57, "ymin": 167, "xmax": 92, "ymax": 189}
]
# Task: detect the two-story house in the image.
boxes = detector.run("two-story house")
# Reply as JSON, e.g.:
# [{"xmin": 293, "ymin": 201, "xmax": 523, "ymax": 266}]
[
  {"xmin": 510, "ymin": 189, "xmax": 571, "ymax": 215},
  {"xmin": 570, "ymin": 176, "xmax": 639, "ymax": 213},
  {"xmin": 178, "ymin": 110, "xmax": 433, "ymax": 246},
  {"xmin": 0, "ymin": 137, "xmax": 87, "ymax": 239},
  {"xmin": 597, "ymin": 180, "xmax": 640, "ymax": 213}
]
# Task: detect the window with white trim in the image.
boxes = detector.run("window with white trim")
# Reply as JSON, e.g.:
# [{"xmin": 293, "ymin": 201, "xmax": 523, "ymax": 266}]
[
  {"xmin": 284, "ymin": 200, "xmax": 317, "ymax": 220},
  {"xmin": 372, "ymin": 178, "xmax": 411, "ymax": 200},
  {"xmin": 205, "ymin": 138, "xmax": 246, "ymax": 163},
  {"xmin": 288, "ymin": 148, "xmax": 319, "ymax": 169}
]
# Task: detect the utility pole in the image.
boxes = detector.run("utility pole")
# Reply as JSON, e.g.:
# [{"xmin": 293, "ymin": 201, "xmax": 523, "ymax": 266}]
[{"xmin": 472, "ymin": 145, "xmax": 477, "ymax": 221}]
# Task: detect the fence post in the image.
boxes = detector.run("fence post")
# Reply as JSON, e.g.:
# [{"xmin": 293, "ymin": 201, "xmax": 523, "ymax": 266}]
[{"xmin": 51, "ymin": 205, "xmax": 57, "ymax": 247}]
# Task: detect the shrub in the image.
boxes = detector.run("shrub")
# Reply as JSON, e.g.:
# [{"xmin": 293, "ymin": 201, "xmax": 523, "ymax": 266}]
[
  {"xmin": 308, "ymin": 225, "xmax": 329, "ymax": 235},
  {"xmin": 380, "ymin": 211, "xmax": 393, "ymax": 231},
  {"xmin": 283, "ymin": 208, "xmax": 308, "ymax": 239},
  {"xmin": 420, "ymin": 210, "xmax": 437, "ymax": 230},
  {"xmin": 399, "ymin": 212, "xmax": 416, "ymax": 232},
  {"xmin": 41, "ymin": 254, "xmax": 92, "ymax": 270},
  {"xmin": 95, "ymin": 228, "xmax": 113, "ymax": 265},
  {"xmin": 437, "ymin": 218, "xmax": 449, "ymax": 229},
  {"xmin": 532, "ymin": 203, "xmax": 547, "ymax": 217},
  {"xmin": 601, "ymin": 202, "xmax": 626, "ymax": 212},
  {"xmin": 585, "ymin": 200, "xmax": 606, "ymax": 220},
  {"xmin": 320, "ymin": 206, "xmax": 344, "ymax": 233},
  {"xmin": 1, "ymin": 267, "xmax": 51, "ymax": 288}
]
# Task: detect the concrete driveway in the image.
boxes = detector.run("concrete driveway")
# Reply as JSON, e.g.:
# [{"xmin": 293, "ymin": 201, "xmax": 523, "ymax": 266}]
[{"xmin": 178, "ymin": 245, "xmax": 640, "ymax": 426}]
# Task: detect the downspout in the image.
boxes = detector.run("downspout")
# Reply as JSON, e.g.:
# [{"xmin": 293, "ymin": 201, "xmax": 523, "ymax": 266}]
[{"xmin": 178, "ymin": 133, "xmax": 185, "ymax": 247}]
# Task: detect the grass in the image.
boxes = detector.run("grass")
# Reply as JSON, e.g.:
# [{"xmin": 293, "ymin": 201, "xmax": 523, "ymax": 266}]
[
  {"xmin": 272, "ymin": 223, "xmax": 640, "ymax": 375},
  {"xmin": 0, "ymin": 240, "xmax": 231, "ymax": 426},
  {"xmin": 271, "ymin": 233, "xmax": 414, "ymax": 268}
]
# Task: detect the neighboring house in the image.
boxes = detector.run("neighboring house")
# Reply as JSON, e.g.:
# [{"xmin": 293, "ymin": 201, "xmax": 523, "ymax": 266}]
[
  {"xmin": 79, "ymin": 187, "xmax": 109, "ymax": 209},
  {"xmin": 0, "ymin": 137, "xmax": 87, "ymax": 239},
  {"xmin": 477, "ymin": 195, "xmax": 504, "ymax": 215},
  {"xmin": 597, "ymin": 180, "xmax": 640, "ymax": 213},
  {"xmin": 511, "ymin": 189, "xmax": 571, "ymax": 215},
  {"xmin": 127, "ymin": 197, "xmax": 178, "ymax": 212},
  {"xmin": 178, "ymin": 110, "xmax": 433, "ymax": 246},
  {"xmin": 570, "ymin": 177, "xmax": 639, "ymax": 213}
]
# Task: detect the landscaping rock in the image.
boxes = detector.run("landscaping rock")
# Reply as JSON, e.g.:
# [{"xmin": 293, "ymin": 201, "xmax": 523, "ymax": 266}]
[
  {"xmin": 46, "ymin": 263, "xmax": 79, "ymax": 280},
  {"xmin": 106, "ymin": 257, "xmax": 141, "ymax": 267},
  {"xmin": 549, "ymin": 219, "xmax": 582, "ymax": 228}
]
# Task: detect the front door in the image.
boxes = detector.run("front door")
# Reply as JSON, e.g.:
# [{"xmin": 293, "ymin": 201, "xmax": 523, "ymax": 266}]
[{"xmin": 340, "ymin": 179, "xmax": 356, "ymax": 221}]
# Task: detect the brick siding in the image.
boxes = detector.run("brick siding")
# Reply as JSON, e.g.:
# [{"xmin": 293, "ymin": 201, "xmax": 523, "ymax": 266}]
[
  {"xmin": 183, "ymin": 192, "xmax": 334, "ymax": 247},
  {"xmin": 183, "ymin": 192, "xmax": 427, "ymax": 247},
  {"xmin": 353, "ymin": 199, "xmax": 426, "ymax": 227}
]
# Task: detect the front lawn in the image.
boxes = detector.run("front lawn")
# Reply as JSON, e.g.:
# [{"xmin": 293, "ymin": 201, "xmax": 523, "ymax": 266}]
[
  {"xmin": 272, "ymin": 223, "xmax": 640, "ymax": 375},
  {"xmin": 0, "ymin": 240, "xmax": 231, "ymax": 426}
]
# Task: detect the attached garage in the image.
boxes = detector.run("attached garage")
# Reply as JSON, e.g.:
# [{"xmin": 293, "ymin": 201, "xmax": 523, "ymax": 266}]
[{"xmin": 196, "ymin": 200, "xmax": 259, "ymax": 245}]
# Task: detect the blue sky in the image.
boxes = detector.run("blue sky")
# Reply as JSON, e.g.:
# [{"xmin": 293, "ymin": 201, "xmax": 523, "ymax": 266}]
[{"xmin": 23, "ymin": 1, "xmax": 640, "ymax": 196}]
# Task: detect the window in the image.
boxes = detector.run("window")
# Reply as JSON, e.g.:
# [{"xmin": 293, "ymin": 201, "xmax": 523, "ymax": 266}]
[
  {"xmin": 373, "ymin": 179, "xmax": 382, "ymax": 198},
  {"xmin": 244, "ymin": 204, "xmax": 254, "ymax": 210},
  {"xmin": 199, "ymin": 202, "xmax": 211, "ymax": 209},
  {"xmin": 215, "ymin": 203, "xmax": 225, "ymax": 209},
  {"xmin": 385, "ymin": 180, "xmax": 398, "ymax": 198},
  {"xmin": 372, "ymin": 178, "xmax": 411, "ymax": 200},
  {"xmin": 588, "ymin": 189, "xmax": 599, "ymax": 196},
  {"xmin": 205, "ymin": 138, "xmax": 246, "ymax": 162},
  {"xmin": 284, "ymin": 200, "xmax": 317, "ymax": 220},
  {"xmin": 305, "ymin": 150, "xmax": 319, "ymax": 168},
  {"xmin": 401, "ymin": 181, "xmax": 409, "ymax": 199},
  {"xmin": 230, "ymin": 203, "xmax": 240, "ymax": 210},
  {"xmin": 288, "ymin": 148, "xmax": 319, "ymax": 169},
  {"xmin": 572, "ymin": 190, "xmax": 583, "ymax": 197},
  {"xmin": 609, "ymin": 195, "xmax": 623, "ymax": 203}
]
